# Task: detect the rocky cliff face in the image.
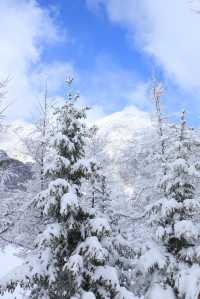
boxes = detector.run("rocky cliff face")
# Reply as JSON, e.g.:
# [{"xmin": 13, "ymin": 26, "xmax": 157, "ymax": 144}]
[{"xmin": 0, "ymin": 150, "xmax": 33, "ymax": 190}]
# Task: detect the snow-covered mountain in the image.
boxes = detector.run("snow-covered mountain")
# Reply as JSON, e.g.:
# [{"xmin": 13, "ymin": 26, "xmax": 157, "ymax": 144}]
[
  {"xmin": 0, "ymin": 120, "xmax": 35, "ymax": 163},
  {"xmin": 94, "ymin": 106, "xmax": 156, "ymax": 201},
  {"xmin": 0, "ymin": 106, "xmax": 152, "ymax": 162},
  {"xmin": 96, "ymin": 106, "xmax": 152, "ymax": 159},
  {"xmin": 0, "ymin": 150, "xmax": 33, "ymax": 190},
  {"xmin": 0, "ymin": 106, "xmax": 153, "ymax": 192}
]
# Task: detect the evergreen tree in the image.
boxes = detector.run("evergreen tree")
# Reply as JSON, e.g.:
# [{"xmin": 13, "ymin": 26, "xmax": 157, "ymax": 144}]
[
  {"xmin": 138, "ymin": 111, "xmax": 200, "ymax": 298},
  {"xmin": 2, "ymin": 78, "xmax": 136, "ymax": 299},
  {"xmin": 45, "ymin": 77, "xmax": 90, "ymax": 190},
  {"xmin": 156, "ymin": 111, "xmax": 198, "ymax": 263},
  {"xmin": 87, "ymin": 161, "xmax": 112, "ymax": 214},
  {"xmin": 84, "ymin": 151, "xmax": 137, "ymax": 293},
  {"xmin": 81, "ymin": 128, "xmax": 137, "ymax": 297}
]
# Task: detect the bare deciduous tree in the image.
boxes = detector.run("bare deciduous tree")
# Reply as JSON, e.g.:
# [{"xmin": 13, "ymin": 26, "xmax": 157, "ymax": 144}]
[{"xmin": 22, "ymin": 82, "xmax": 54, "ymax": 190}]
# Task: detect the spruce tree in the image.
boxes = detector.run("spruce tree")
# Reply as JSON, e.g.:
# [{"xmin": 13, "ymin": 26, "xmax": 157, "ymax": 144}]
[
  {"xmin": 138, "ymin": 111, "xmax": 200, "ymax": 298},
  {"xmin": 84, "ymin": 138, "xmax": 136, "ymax": 296},
  {"xmin": 2, "ymin": 78, "xmax": 136, "ymax": 299},
  {"xmin": 85, "ymin": 155, "xmax": 136, "ymax": 293},
  {"xmin": 87, "ymin": 162, "xmax": 112, "ymax": 214}
]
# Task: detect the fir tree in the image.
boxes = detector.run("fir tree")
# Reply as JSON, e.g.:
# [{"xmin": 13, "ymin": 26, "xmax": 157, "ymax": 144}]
[
  {"xmin": 2, "ymin": 78, "xmax": 136, "ymax": 299},
  {"xmin": 87, "ymin": 161, "xmax": 112, "ymax": 214},
  {"xmin": 138, "ymin": 111, "xmax": 200, "ymax": 298},
  {"xmin": 83, "ymin": 132, "xmax": 136, "ymax": 297},
  {"xmin": 85, "ymin": 155, "xmax": 136, "ymax": 293},
  {"xmin": 156, "ymin": 111, "xmax": 198, "ymax": 262}
]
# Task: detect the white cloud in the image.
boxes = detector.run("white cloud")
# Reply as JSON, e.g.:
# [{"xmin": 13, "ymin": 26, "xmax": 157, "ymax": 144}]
[
  {"xmin": 0, "ymin": 0, "xmax": 112, "ymax": 123},
  {"xmin": 0, "ymin": 0, "xmax": 65, "ymax": 121},
  {"xmin": 89, "ymin": 0, "xmax": 200, "ymax": 91},
  {"xmin": 0, "ymin": 0, "xmax": 156, "ymax": 123}
]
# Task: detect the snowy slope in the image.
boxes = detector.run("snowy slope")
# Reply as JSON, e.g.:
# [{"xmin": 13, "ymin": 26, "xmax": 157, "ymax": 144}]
[
  {"xmin": 0, "ymin": 150, "xmax": 33, "ymax": 190},
  {"xmin": 0, "ymin": 246, "xmax": 23, "ymax": 299},
  {"xmin": 0, "ymin": 120, "xmax": 35, "ymax": 163},
  {"xmin": 93, "ymin": 106, "xmax": 155, "ymax": 200},
  {"xmin": 96, "ymin": 106, "xmax": 152, "ymax": 158}
]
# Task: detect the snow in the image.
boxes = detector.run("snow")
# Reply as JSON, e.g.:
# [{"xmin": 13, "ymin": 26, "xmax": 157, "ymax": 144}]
[
  {"xmin": 73, "ymin": 158, "xmax": 92, "ymax": 171},
  {"xmin": 60, "ymin": 190, "xmax": 79, "ymax": 215},
  {"xmin": 0, "ymin": 121, "xmax": 35, "ymax": 163},
  {"xmin": 138, "ymin": 244, "xmax": 167, "ymax": 273},
  {"xmin": 78, "ymin": 236, "xmax": 108, "ymax": 264},
  {"xmin": 174, "ymin": 220, "xmax": 199, "ymax": 241},
  {"xmin": 178, "ymin": 247, "xmax": 196, "ymax": 263},
  {"xmin": 112, "ymin": 234, "xmax": 131, "ymax": 248},
  {"xmin": 38, "ymin": 223, "xmax": 62, "ymax": 245},
  {"xmin": 48, "ymin": 178, "xmax": 69, "ymax": 195},
  {"xmin": 94, "ymin": 265, "xmax": 119, "ymax": 287},
  {"xmin": 0, "ymin": 246, "xmax": 24, "ymax": 299},
  {"xmin": 118, "ymin": 287, "xmax": 139, "ymax": 299},
  {"xmin": 176, "ymin": 265, "xmax": 200, "ymax": 299},
  {"xmin": 88, "ymin": 218, "xmax": 111, "ymax": 238},
  {"xmin": 184, "ymin": 198, "xmax": 200, "ymax": 211},
  {"xmin": 37, "ymin": 178, "xmax": 68, "ymax": 214},
  {"xmin": 156, "ymin": 226, "xmax": 166, "ymax": 240},
  {"xmin": 171, "ymin": 158, "xmax": 188, "ymax": 172},
  {"xmin": 28, "ymin": 246, "xmax": 57, "ymax": 283},
  {"xmin": 81, "ymin": 291, "xmax": 96, "ymax": 299},
  {"xmin": 161, "ymin": 198, "xmax": 181, "ymax": 218},
  {"xmin": 45, "ymin": 152, "xmax": 70, "ymax": 175},
  {"xmin": 146, "ymin": 284, "xmax": 176, "ymax": 299},
  {"xmin": 65, "ymin": 254, "xmax": 83, "ymax": 277},
  {"xmin": 0, "ymin": 286, "xmax": 24, "ymax": 299},
  {"xmin": 51, "ymin": 132, "xmax": 75, "ymax": 152}
]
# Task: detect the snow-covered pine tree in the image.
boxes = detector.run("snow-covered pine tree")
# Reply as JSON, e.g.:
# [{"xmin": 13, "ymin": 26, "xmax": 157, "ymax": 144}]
[
  {"xmin": 138, "ymin": 110, "xmax": 200, "ymax": 298},
  {"xmin": 84, "ymin": 144, "xmax": 137, "ymax": 293},
  {"xmin": 2, "ymin": 78, "xmax": 136, "ymax": 299},
  {"xmin": 157, "ymin": 111, "xmax": 198, "ymax": 261},
  {"xmin": 86, "ymin": 162, "xmax": 132, "ymax": 286},
  {"xmin": 87, "ymin": 162, "xmax": 101, "ymax": 209},
  {"xmin": 98, "ymin": 174, "xmax": 111, "ymax": 215},
  {"xmin": 88, "ymin": 169, "xmax": 136, "ymax": 295},
  {"xmin": 86, "ymin": 161, "xmax": 112, "ymax": 214}
]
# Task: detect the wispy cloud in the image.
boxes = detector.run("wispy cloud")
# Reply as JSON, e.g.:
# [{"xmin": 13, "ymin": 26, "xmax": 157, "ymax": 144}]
[{"xmin": 88, "ymin": 0, "xmax": 200, "ymax": 92}]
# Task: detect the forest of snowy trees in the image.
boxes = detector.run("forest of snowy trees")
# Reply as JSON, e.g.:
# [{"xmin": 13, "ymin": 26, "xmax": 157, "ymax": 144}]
[{"xmin": 0, "ymin": 77, "xmax": 200, "ymax": 299}]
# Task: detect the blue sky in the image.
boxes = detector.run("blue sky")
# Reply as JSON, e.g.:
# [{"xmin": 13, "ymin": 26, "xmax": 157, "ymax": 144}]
[
  {"xmin": 37, "ymin": 0, "xmax": 150, "ymax": 73},
  {"xmin": 1, "ymin": 0, "xmax": 200, "ymax": 126},
  {"xmin": 36, "ymin": 0, "xmax": 154, "ymax": 113}
]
